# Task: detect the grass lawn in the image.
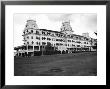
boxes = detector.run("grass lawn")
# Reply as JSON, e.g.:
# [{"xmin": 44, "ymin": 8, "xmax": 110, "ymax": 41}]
[{"xmin": 14, "ymin": 52, "xmax": 97, "ymax": 76}]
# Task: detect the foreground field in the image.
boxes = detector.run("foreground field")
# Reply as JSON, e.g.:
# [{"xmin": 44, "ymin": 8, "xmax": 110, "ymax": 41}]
[{"xmin": 14, "ymin": 52, "xmax": 97, "ymax": 76}]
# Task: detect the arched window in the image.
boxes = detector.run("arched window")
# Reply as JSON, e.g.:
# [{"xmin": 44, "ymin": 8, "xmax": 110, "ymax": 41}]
[
  {"xmin": 32, "ymin": 41, "xmax": 34, "ymax": 44},
  {"xmin": 26, "ymin": 25, "xmax": 28, "ymax": 27},
  {"xmin": 33, "ymin": 24, "xmax": 35, "ymax": 27}
]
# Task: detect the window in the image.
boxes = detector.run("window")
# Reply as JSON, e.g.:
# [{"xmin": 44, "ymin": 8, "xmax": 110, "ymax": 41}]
[
  {"xmin": 84, "ymin": 42, "xmax": 86, "ymax": 44},
  {"xmin": 34, "ymin": 46, "xmax": 39, "ymax": 50},
  {"xmin": 33, "ymin": 24, "xmax": 35, "ymax": 27},
  {"xmin": 36, "ymin": 42, "xmax": 38, "ymax": 45},
  {"xmin": 42, "ymin": 37, "xmax": 46, "ymax": 40},
  {"xmin": 32, "ymin": 41, "xmax": 34, "ymax": 44},
  {"xmin": 56, "ymin": 33, "xmax": 59, "ymax": 37},
  {"xmin": 26, "ymin": 25, "xmax": 28, "ymax": 27},
  {"xmin": 68, "ymin": 40, "xmax": 71, "ymax": 42},
  {"xmin": 51, "ymin": 33, "xmax": 55, "ymax": 36},
  {"xmin": 27, "ymin": 30, "xmax": 28, "ymax": 32},
  {"xmin": 63, "ymin": 39, "xmax": 65, "ymax": 42},
  {"xmin": 72, "ymin": 45, "xmax": 75, "ymax": 46},
  {"xmin": 56, "ymin": 39, "xmax": 58, "ymax": 41},
  {"xmin": 76, "ymin": 41, "xmax": 81, "ymax": 44},
  {"xmin": 52, "ymin": 38, "xmax": 54, "ymax": 41},
  {"xmin": 42, "ymin": 42, "xmax": 46, "ymax": 45},
  {"xmin": 56, "ymin": 43, "xmax": 59, "ymax": 46},
  {"xmin": 36, "ymin": 36, "xmax": 40, "ymax": 40},
  {"xmin": 47, "ymin": 38, "xmax": 51, "ymax": 41},
  {"xmin": 36, "ymin": 31, "xmax": 39, "ymax": 34},
  {"xmin": 31, "ymin": 36, "xmax": 33, "ymax": 39},
  {"xmin": 76, "ymin": 37, "xmax": 78, "ymax": 39},
  {"xmin": 42, "ymin": 31, "xmax": 45, "ymax": 35},
  {"xmin": 27, "ymin": 36, "xmax": 29, "ymax": 39},
  {"xmin": 27, "ymin": 42, "xmax": 29, "ymax": 44},
  {"xmin": 72, "ymin": 40, "xmax": 75, "ymax": 42},
  {"xmin": 23, "ymin": 31, "xmax": 25, "ymax": 34},
  {"xmin": 31, "ymin": 30, "xmax": 33, "ymax": 33},
  {"xmin": 64, "ymin": 27, "xmax": 65, "ymax": 30},
  {"xmin": 77, "ymin": 45, "xmax": 80, "ymax": 47},
  {"xmin": 47, "ymin": 32, "xmax": 51, "ymax": 35},
  {"xmin": 60, "ymin": 43, "xmax": 63, "ymax": 45}
]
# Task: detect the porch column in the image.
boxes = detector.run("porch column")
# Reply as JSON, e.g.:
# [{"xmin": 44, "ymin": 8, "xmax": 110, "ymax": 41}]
[
  {"xmin": 39, "ymin": 46, "xmax": 40, "ymax": 51},
  {"xmin": 33, "ymin": 45, "xmax": 34, "ymax": 51},
  {"xmin": 27, "ymin": 45, "xmax": 28, "ymax": 54},
  {"xmin": 18, "ymin": 51, "xmax": 19, "ymax": 56},
  {"xmin": 21, "ymin": 49, "xmax": 22, "ymax": 56},
  {"xmin": 33, "ymin": 45, "xmax": 34, "ymax": 56}
]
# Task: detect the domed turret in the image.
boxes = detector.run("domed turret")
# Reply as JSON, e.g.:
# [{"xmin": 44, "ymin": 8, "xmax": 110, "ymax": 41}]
[
  {"xmin": 60, "ymin": 20, "xmax": 74, "ymax": 35},
  {"xmin": 24, "ymin": 19, "xmax": 39, "ymax": 30}
]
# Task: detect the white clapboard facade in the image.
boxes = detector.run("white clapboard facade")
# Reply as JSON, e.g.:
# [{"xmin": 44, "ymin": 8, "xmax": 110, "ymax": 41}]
[{"xmin": 14, "ymin": 19, "xmax": 97, "ymax": 56}]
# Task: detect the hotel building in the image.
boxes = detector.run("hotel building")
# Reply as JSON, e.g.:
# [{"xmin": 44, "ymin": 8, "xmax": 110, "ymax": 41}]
[{"xmin": 14, "ymin": 19, "xmax": 97, "ymax": 56}]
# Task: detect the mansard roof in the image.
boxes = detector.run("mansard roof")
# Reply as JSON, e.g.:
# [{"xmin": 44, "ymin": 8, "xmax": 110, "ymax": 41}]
[
  {"xmin": 39, "ymin": 29, "xmax": 63, "ymax": 34},
  {"xmin": 39, "ymin": 29, "xmax": 92, "ymax": 39}
]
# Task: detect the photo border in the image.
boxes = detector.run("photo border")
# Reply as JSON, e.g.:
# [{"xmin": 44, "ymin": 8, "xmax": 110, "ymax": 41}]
[{"xmin": 1, "ymin": 0, "xmax": 109, "ymax": 89}]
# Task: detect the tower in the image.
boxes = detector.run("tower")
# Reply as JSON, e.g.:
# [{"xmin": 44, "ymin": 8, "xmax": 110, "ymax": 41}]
[
  {"xmin": 23, "ymin": 19, "xmax": 40, "ymax": 46},
  {"xmin": 60, "ymin": 20, "xmax": 74, "ymax": 35},
  {"xmin": 82, "ymin": 33, "xmax": 89, "ymax": 38},
  {"xmin": 24, "ymin": 19, "xmax": 39, "ymax": 30}
]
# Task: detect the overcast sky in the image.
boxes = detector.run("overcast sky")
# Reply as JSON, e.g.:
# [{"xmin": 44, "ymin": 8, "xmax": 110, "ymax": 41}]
[{"xmin": 14, "ymin": 13, "xmax": 97, "ymax": 47}]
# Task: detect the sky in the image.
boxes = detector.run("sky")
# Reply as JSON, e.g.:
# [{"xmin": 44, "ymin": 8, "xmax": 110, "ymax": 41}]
[{"xmin": 14, "ymin": 13, "xmax": 97, "ymax": 47}]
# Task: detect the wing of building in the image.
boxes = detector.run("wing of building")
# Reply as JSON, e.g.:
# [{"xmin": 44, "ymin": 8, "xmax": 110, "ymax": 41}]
[{"xmin": 14, "ymin": 19, "xmax": 97, "ymax": 57}]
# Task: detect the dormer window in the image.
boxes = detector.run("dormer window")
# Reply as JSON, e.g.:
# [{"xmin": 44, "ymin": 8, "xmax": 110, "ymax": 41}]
[
  {"xmin": 42, "ymin": 31, "xmax": 45, "ymax": 35},
  {"xmin": 26, "ymin": 25, "xmax": 28, "ymax": 27},
  {"xmin": 23, "ymin": 31, "xmax": 25, "ymax": 34}
]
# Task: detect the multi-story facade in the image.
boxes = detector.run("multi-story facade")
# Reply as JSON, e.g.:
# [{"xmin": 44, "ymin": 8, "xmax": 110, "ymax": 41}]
[{"xmin": 14, "ymin": 19, "xmax": 97, "ymax": 56}]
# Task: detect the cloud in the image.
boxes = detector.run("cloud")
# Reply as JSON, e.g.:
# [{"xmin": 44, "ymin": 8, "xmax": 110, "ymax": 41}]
[
  {"xmin": 14, "ymin": 14, "xmax": 37, "ymax": 25},
  {"xmin": 46, "ymin": 13, "xmax": 97, "ymax": 32},
  {"xmin": 80, "ymin": 14, "xmax": 97, "ymax": 32},
  {"xmin": 46, "ymin": 14, "xmax": 72, "ymax": 22},
  {"xmin": 14, "ymin": 13, "xmax": 97, "ymax": 47}
]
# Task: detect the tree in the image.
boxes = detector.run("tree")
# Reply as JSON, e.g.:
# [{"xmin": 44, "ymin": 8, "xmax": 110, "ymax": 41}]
[{"xmin": 45, "ymin": 42, "xmax": 54, "ymax": 55}]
